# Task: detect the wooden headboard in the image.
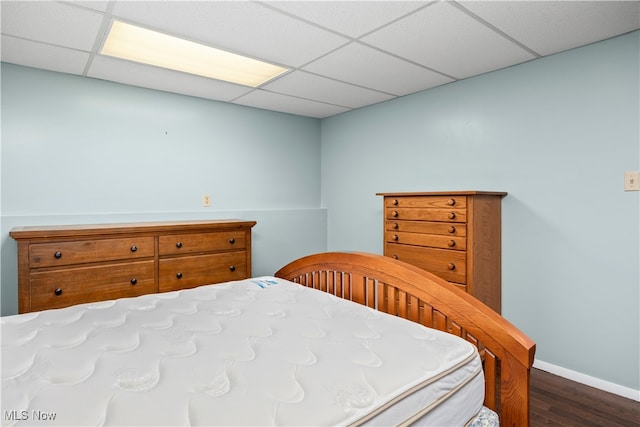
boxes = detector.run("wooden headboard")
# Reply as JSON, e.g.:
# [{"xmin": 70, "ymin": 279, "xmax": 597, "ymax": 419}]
[{"xmin": 276, "ymin": 251, "xmax": 536, "ymax": 427}]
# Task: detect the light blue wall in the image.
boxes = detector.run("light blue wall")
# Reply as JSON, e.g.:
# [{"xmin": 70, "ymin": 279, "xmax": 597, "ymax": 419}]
[
  {"xmin": 1, "ymin": 64, "xmax": 326, "ymax": 315},
  {"xmin": 321, "ymin": 31, "xmax": 640, "ymax": 391}
]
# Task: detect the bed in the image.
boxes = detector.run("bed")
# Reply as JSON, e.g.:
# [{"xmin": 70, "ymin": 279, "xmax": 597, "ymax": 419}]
[{"xmin": 1, "ymin": 251, "xmax": 535, "ymax": 426}]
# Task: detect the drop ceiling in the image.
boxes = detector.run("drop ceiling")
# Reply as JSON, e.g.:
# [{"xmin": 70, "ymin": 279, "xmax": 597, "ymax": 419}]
[{"xmin": 2, "ymin": 1, "xmax": 639, "ymax": 118}]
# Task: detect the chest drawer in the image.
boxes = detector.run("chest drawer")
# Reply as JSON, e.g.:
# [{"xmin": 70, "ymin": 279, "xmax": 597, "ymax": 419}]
[
  {"xmin": 159, "ymin": 251, "xmax": 248, "ymax": 292},
  {"xmin": 159, "ymin": 231, "xmax": 246, "ymax": 256},
  {"xmin": 385, "ymin": 196, "xmax": 467, "ymax": 209},
  {"xmin": 379, "ymin": 191, "xmax": 505, "ymax": 313},
  {"xmin": 30, "ymin": 260, "xmax": 155, "ymax": 311},
  {"xmin": 386, "ymin": 208, "xmax": 467, "ymax": 222},
  {"xmin": 29, "ymin": 237, "xmax": 155, "ymax": 268},
  {"xmin": 385, "ymin": 231, "xmax": 466, "ymax": 250},
  {"xmin": 385, "ymin": 243, "xmax": 467, "ymax": 284},
  {"xmin": 386, "ymin": 220, "xmax": 467, "ymax": 236}
]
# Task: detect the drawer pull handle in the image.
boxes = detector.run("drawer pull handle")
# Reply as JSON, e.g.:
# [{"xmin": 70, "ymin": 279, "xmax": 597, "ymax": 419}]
[
  {"xmin": 393, "ymin": 222, "xmax": 399, "ymax": 230},
  {"xmin": 392, "ymin": 199, "xmax": 399, "ymax": 206},
  {"xmin": 448, "ymin": 198, "xmax": 456, "ymax": 206},
  {"xmin": 54, "ymin": 288, "xmax": 63, "ymax": 296},
  {"xmin": 393, "ymin": 234, "xmax": 399, "ymax": 241},
  {"xmin": 54, "ymin": 251, "xmax": 62, "ymax": 259},
  {"xmin": 130, "ymin": 278, "xmax": 137, "ymax": 285},
  {"xmin": 392, "ymin": 211, "xmax": 398, "ymax": 217},
  {"xmin": 176, "ymin": 272, "xmax": 183, "ymax": 279},
  {"xmin": 448, "ymin": 240, "xmax": 456, "ymax": 247},
  {"xmin": 176, "ymin": 242, "xmax": 183, "ymax": 249},
  {"xmin": 229, "ymin": 238, "xmax": 235, "ymax": 244},
  {"xmin": 448, "ymin": 226, "xmax": 456, "ymax": 234},
  {"xmin": 393, "ymin": 255, "xmax": 399, "ymax": 260},
  {"xmin": 130, "ymin": 245, "xmax": 138, "ymax": 252},
  {"xmin": 229, "ymin": 265, "xmax": 236, "ymax": 272},
  {"xmin": 448, "ymin": 212, "xmax": 456, "ymax": 220},
  {"xmin": 448, "ymin": 263, "xmax": 456, "ymax": 271}
]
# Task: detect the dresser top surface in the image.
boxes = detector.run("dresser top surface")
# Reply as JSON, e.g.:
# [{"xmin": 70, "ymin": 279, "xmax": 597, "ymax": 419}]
[
  {"xmin": 10, "ymin": 219, "xmax": 257, "ymax": 240},
  {"xmin": 376, "ymin": 191, "xmax": 507, "ymax": 197}
]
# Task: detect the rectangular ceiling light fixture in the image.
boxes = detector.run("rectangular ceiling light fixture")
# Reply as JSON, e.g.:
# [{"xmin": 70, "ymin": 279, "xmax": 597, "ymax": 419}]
[{"xmin": 101, "ymin": 20, "xmax": 289, "ymax": 87}]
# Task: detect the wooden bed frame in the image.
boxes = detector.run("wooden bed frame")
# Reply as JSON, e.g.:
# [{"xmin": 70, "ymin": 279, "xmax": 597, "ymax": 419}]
[{"xmin": 275, "ymin": 252, "xmax": 536, "ymax": 427}]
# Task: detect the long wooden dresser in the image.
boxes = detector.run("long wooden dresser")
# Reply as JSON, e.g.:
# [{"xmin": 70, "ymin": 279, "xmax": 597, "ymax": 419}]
[
  {"xmin": 10, "ymin": 220, "xmax": 256, "ymax": 313},
  {"xmin": 377, "ymin": 191, "xmax": 506, "ymax": 313}
]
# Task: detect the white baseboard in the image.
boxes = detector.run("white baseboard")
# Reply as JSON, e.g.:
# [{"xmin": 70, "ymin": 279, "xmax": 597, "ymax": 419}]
[{"xmin": 533, "ymin": 359, "xmax": 640, "ymax": 402}]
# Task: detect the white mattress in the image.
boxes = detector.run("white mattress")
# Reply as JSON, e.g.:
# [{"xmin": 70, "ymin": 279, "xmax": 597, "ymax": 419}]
[{"xmin": 1, "ymin": 277, "xmax": 484, "ymax": 426}]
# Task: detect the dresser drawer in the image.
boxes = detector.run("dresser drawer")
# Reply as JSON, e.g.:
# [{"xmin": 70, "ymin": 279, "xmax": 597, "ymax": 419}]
[
  {"xmin": 159, "ymin": 251, "xmax": 247, "ymax": 292},
  {"xmin": 29, "ymin": 260, "xmax": 155, "ymax": 311},
  {"xmin": 159, "ymin": 231, "xmax": 246, "ymax": 256},
  {"xmin": 385, "ymin": 208, "xmax": 467, "ymax": 223},
  {"xmin": 385, "ymin": 243, "xmax": 467, "ymax": 284},
  {"xmin": 11, "ymin": 220, "xmax": 256, "ymax": 314},
  {"xmin": 386, "ymin": 220, "xmax": 467, "ymax": 236},
  {"xmin": 385, "ymin": 231, "xmax": 466, "ymax": 250},
  {"xmin": 385, "ymin": 196, "xmax": 467, "ymax": 209},
  {"xmin": 29, "ymin": 237, "xmax": 155, "ymax": 268}
]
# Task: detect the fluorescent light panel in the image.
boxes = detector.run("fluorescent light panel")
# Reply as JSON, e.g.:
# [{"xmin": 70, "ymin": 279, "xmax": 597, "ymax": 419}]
[{"xmin": 101, "ymin": 21, "xmax": 289, "ymax": 87}]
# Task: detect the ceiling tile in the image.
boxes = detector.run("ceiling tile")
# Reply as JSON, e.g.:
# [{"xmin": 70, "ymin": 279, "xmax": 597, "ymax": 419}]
[
  {"xmin": 88, "ymin": 56, "xmax": 253, "ymax": 102},
  {"xmin": 0, "ymin": 1, "xmax": 104, "ymax": 51},
  {"xmin": 303, "ymin": 42, "xmax": 454, "ymax": 96},
  {"xmin": 265, "ymin": 1, "xmax": 429, "ymax": 38},
  {"xmin": 460, "ymin": 0, "xmax": 640, "ymax": 56},
  {"xmin": 110, "ymin": 1, "xmax": 349, "ymax": 68},
  {"xmin": 233, "ymin": 89, "xmax": 350, "ymax": 118},
  {"xmin": 1, "ymin": 36, "xmax": 90, "ymax": 75},
  {"xmin": 72, "ymin": 1, "xmax": 111, "ymax": 13},
  {"xmin": 362, "ymin": 1, "xmax": 536, "ymax": 80},
  {"xmin": 263, "ymin": 71, "xmax": 395, "ymax": 109}
]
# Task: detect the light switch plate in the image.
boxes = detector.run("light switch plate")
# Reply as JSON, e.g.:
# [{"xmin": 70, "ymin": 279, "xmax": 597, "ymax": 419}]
[{"xmin": 624, "ymin": 171, "xmax": 639, "ymax": 191}]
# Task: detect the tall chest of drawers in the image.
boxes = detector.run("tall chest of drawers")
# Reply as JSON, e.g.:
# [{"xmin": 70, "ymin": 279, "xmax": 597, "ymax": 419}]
[
  {"xmin": 377, "ymin": 191, "xmax": 506, "ymax": 313},
  {"xmin": 10, "ymin": 220, "xmax": 256, "ymax": 313}
]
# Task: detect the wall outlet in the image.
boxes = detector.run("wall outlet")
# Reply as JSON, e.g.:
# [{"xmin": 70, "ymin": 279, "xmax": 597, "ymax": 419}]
[
  {"xmin": 202, "ymin": 194, "xmax": 212, "ymax": 207},
  {"xmin": 624, "ymin": 171, "xmax": 639, "ymax": 191}
]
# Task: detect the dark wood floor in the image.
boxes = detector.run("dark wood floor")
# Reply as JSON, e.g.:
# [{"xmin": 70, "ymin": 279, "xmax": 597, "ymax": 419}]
[{"xmin": 530, "ymin": 368, "xmax": 640, "ymax": 426}]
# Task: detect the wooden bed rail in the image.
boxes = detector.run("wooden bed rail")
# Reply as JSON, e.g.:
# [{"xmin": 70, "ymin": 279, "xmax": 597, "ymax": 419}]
[{"xmin": 275, "ymin": 252, "xmax": 536, "ymax": 427}]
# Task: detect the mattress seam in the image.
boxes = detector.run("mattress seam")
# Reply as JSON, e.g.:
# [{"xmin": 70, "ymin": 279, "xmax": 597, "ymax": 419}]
[
  {"xmin": 399, "ymin": 362, "xmax": 484, "ymax": 426},
  {"xmin": 349, "ymin": 349, "xmax": 480, "ymax": 427}
]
